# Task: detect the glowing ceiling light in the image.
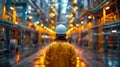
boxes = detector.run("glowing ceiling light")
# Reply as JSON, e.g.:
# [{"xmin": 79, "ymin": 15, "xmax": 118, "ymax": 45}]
[
  {"xmin": 10, "ymin": 7, "xmax": 14, "ymax": 10},
  {"xmin": 76, "ymin": 24, "xmax": 79, "ymax": 27},
  {"xmin": 73, "ymin": 0, "xmax": 77, "ymax": 4},
  {"xmin": 28, "ymin": 5, "xmax": 32, "ymax": 10},
  {"xmin": 2, "ymin": 28, "xmax": 5, "ymax": 32},
  {"xmin": 28, "ymin": 16, "xmax": 33, "ymax": 19},
  {"xmin": 36, "ymin": 21, "xmax": 39, "ymax": 24},
  {"xmin": 81, "ymin": 21, "xmax": 84, "ymax": 24},
  {"xmin": 41, "ymin": 24, "xmax": 44, "ymax": 27},
  {"xmin": 69, "ymin": 24, "xmax": 73, "ymax": 27},
  {"xmin": 88, "ymin": 16, "xmax": 92, "ymax": 19},
  {"xmin": 28, "ymin": 10, "xmax": 31, "ymax": 13},
  {"xmin": 111, "ymin": 30, "xmax": 117, "ymax": 33},
  {"xmin": 106, "ymin": 6, "xmax": 110, "ymax": 10},
  {"xmin": 35, "ymin": 21, "xmax": 40, "ymax": 25},
  {"xmin": 15, "ymin": 22, "xmax": 18, "ymax": 24}
]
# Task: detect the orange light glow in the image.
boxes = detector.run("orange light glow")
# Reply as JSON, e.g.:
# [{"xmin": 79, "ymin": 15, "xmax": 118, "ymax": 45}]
[
  {"xmin": 81, "ymin": 26, "xmax": 84, "ymax": 31},
  {"xmin": 69, "ymin": 24, "xmax": 73, "ymax": 27},
  {"xmin": 70, "ymin": 18, "xmax": 74, "ymax": 23},
  {"xmin": 42, "ymin": 35, "xmax": 44, "ymax": 38},
  {"xmin": 52, "ymin": 26, "xmax": 55, "ymax": 29},
  {"xmin": 73, "ymin": 0, "xmax": 77, "ymax": 4},
  {"xmin": 81, "ymin": 61, "xmax": 86, "ymax": 67},
  {"xmin": 51, "ymin": 20, "xmax": 54, "ymax": 24},
  {"xmin": 76, "ymin": 24, "xmax": 79, "ymax": 27},
  {"xmin": 13, "ymin": 9, "xmax": 17, "ymax": 22},
  {"xmin": 34, "ymin": 65, "xmax": 40, "ymax": 67},
  {"xmin": 15, "ymin": 52, "xmax": 20, "ymax": 63},
  {"xmin": 15, "ymin": 22, "xmax": 18, "ymax": 24},
  {"xmin": 49, "ymin": 13, "xmax": 55, "ymax": 18},
  {"xmin": 2, "ymin": 28, "xmax": 5, "ymax": 32},
  {"xmin": 88, "ymin": 22, "xmax": 92, "ymax": 29},
  {"xmin": 2, "ymin": 6, "xmax": 6, "ymax": 20},
  {"xmin": 72, "ymin": 7, "xmax": 78, "ymax": 13},
  {"xmin": 68, "ymin": 14, "xmax": 73, "ymax": 19},
  {"xmin": 106, "ymin": 2, "xmax": 109, "ymax": 5}
]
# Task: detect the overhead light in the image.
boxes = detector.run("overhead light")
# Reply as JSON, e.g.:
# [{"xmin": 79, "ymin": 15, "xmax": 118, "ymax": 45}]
[
  {"xmin": 111, "ymin": 30, "xmax": 117, "ymax": 33},
  {"xmin": 88, "ymin": 16, "xmax": 92, "ymax": 19},
  {"xmin": 75, "ymin": 6, "xmax": 78, "ymax": 10},
  {"xmin": 63, "ymin": 4, "xmax": 67, "ymax": 7},
  {"xmin": 36, "ymin": 21, "xmax": 39, "ymax": 24},
  {"xmin": 73, "ymin": 0, "xmax": 77, "ymax": 4},
  {"xmin": 27, "ymin": 10, "xmax": 31, "ymax": 13},
  {"xmin": 106, "ymin": 6, "xmax": 110, "ymax": 10},
  {"xmin": 15, "ymin": 22, "xmax": 18, "ymax": 24},
  {"xmin": 25, "ymin": 12, "xmax": 27, "ymax": 14},
  {"xmin": 35, "ymin": 21, "xmax": 40, "ymax": 25},
  {"xmin": 44, "ymin": 35, "xmax": 50, "ymax": 38},
  {"xmin": 41, "ymin": 24, "xmax": 44, "ymax": 27},
  {"xmin": 81, "ymin": 21, "xmax": 84, "ymax": 24},
  {"xmin": 10, "ymin": 7, "xmax": 14, "ymax": 10},
  {"xmin": 28, "ymin": 16, "xmax": 33, "ymax": 19},
  {"xmin": 76, "ymin": 24, "xmax": 79, "ymax": 27},
  {"xmin": 28, "ymin": 5, "xmax": 32, "ymax": 10},
  {"xmin": 2, "ymin": 28, "xmax": 5, "ymax": 32}
]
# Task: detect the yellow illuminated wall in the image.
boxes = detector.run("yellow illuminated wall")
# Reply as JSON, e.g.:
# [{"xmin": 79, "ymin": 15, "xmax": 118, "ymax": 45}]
[{"xmin": 2, "ymin": 6, "xmax": 6, "ymax": 20}]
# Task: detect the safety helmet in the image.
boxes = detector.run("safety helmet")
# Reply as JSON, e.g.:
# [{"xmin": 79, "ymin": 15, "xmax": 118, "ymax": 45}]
[{"xmin": 55, "ymin": 24, "xmax": 67, "ymax": 34}]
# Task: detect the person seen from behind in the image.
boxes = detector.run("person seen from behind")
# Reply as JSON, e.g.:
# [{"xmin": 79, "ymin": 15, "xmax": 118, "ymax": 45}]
[{"xmin": 44, "ymin": 24, "xmax": 77, "ymax": 67}]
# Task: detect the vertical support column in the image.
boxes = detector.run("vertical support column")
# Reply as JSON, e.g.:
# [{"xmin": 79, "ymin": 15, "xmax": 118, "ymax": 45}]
[
  {"xmin": 98, "ymin": 25, "xmax": 104, "ymax": 52},
  {"xmin": 104, "ymin": 35, "xmax": 108, "ymax": 51},
  {"xmin": 22, "ymin": 4, "xmax": 26, "ymax": 25},
  {"xmin": 5, "ymin": 27, "xmax": 10, "ymax": 52},
  {"xmin": 88, "ymin": 22, "xmax": 92, "ymax": 48},
  {"xmin": 103, "ymin": 8, "xmax": 106, "ymax": 24},
  {"xmin": 98, "ymin": 8, "xmax": 106, "ymax": 52},
  {"xmin": 2, "ymin": 6, "xmax": 6, "ymax": 20},
  {"xmin": 13, "ymin": 9, "xmax": 16, "ymax": 22}
]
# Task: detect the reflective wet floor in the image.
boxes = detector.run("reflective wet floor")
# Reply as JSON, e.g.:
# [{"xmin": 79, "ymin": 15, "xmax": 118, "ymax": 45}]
[
  {"xmin": 13, "ymin": 47, "xmax": 89, "ymax": 67},
  {"xmin": 0, "ymin": 46, "xmax": 120, "ymax": 67}
]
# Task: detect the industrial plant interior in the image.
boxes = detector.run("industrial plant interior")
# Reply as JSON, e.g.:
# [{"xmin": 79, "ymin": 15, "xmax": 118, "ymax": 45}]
[{"xmin": 0, "ymin": 0, "xmax": 120, "ymax": 67}]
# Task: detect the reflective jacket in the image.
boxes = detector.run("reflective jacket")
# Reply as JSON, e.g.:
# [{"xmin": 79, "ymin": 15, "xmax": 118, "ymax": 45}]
[{"xmin": 44, "ymin": 41, "xmax": 76, "ymax": 67}]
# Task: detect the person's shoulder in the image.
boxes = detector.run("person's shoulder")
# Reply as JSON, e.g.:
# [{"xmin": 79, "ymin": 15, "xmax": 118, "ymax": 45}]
[
  {"xmin": 47, "ymin": 42, "xmax": 57, "ymax": 48},
  {"xmin": 63, "ymin": 42, "xmax": 75, "ymax": 48}
]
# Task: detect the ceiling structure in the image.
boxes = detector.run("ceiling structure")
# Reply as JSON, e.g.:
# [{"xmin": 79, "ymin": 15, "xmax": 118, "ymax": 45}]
[{"xmin": 12, "ymin": 0, "xmax": 81, "ymax": 28}]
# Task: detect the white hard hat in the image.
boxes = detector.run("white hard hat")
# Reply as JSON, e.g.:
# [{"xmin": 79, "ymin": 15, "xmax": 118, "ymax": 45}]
[{"xmin": 55, "ymin": 24, "xmax": 67, "ymax": 34}]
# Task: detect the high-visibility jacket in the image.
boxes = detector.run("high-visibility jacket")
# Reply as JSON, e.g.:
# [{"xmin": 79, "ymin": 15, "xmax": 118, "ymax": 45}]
[{"xmin": 44, "ymin": 41, "xmax": 76, "ymax": 67}]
